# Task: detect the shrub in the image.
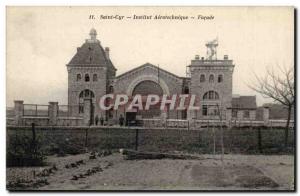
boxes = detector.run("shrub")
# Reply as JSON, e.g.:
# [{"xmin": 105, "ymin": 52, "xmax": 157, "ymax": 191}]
[{"xmin": 7, "ymin": 134, "xmax": 45, "ymax": 167}]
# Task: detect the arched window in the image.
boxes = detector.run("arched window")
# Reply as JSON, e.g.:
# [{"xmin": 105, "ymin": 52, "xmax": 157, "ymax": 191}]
[
  {"xmin": 85, "ymin": 74, "xmax": 90, "ymax": 82},
  {"xmin": 79, "ymin": 89, "xmax": 95, "ymax": 99},
  {"xmin": 93, "ymin": 74, "xmax": 97, "ymax": 82},
  {"xmin": 78, "ymin": 89, "xmax": 95, "ymax": 113},
  {"xmin": 200, "ymin": 74, "xmax": 205, "ymax": 83},
  {"xmin": 76, "ymin": 74, "xmax": 81, "ymax": 81},
  {"xmin": 203, "ymin": 91, "xmax": 219, "ymax": 100},
  {"xmin": 209, "ymin": 74, "xmax": 214, "ymax": 83},
  {"xmin": 218, "ymin": 74, "xmax": 223, "ymax": 83}
]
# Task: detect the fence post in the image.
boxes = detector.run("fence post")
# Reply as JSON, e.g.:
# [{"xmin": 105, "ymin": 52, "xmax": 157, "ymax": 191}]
[
  {"xmin": 49, "ymin": 102, "xmax": 58, "ymax": 126},
  {"xmin": 226, "ymin": 108, "xmax": 232, "ymax": 128},
  {"xmin": 257, "ymin": 128, "xmax": 262, "ymax": 153},
  {"xmin": 213, "ymin": 125, "xmax": 216, "ymax": 155},
  {"xmin": 135, "ymin": 129, "xmax": 139, "ymax": 151},
  {"xmin": 263, "ymin": 106, "xmax": 270, "ymax": 126},
  {"xmin": 14, "ymin": 100, "xmax": 24, "ymax": 125},
  {"xmin": 31, "ymin": 123, "xmax": 37, "ymax": 155},
  {"xmin": 35, "ymin": 104, "xmax": 38, "ymax": 117},
  {"xmin": 85, "ymin": 129, "xmax": 89, "ymax": 148}
]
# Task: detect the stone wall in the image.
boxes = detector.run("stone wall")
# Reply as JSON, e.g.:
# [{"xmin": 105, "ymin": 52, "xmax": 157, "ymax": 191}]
[{"xmin": 7, "ymin": 126, "xmax": 295, "ymax": 155}]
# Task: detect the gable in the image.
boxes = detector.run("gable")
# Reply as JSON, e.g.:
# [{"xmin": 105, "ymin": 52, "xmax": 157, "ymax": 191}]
[{"xmin": 116, "ymin": 63, "xmax": 182, "ymax": 80}]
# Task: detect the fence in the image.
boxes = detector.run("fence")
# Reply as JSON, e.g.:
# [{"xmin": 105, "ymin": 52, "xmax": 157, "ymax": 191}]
[
  {"xmin": 8, "ymin": 102, "xmax": 85, "ymax": 126},
  {"xmin": 23, "ymin": 104, "xmax": 49, "ymax": 117},
  {"xmin": 143, "ymin": 118, "xmax": 294, "ymax": 129},
  {"xmin": 7, "ymin": 125, "xmax": 295, "ymax": 157},
  {"xmin": 6, "ymin": 107, "xmax": 15, "ymax": 126},
  {"xmin": 58, "ymin": 104, "xmax": 84, "ymax": 118},
  {"xmin": 8, "ymin": 101, "xmax": 295, "ymax": 128}
]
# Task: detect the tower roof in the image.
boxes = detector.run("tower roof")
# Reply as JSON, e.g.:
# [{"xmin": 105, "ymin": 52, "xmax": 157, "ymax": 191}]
[{"xmin": 67, "ymin": 29, "xmax": 116, "ymax": 71}]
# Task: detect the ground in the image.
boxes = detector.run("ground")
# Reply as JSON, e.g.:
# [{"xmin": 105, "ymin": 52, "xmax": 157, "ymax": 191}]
[{"xmin": 7, "ymin": 153, "xmax": 294, "ymax": 191}]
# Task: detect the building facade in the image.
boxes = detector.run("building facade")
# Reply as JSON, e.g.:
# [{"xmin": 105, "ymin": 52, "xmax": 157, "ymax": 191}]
[{"xmin": 67, "ymin": 29, "xmax": 240, "ymax": 124}]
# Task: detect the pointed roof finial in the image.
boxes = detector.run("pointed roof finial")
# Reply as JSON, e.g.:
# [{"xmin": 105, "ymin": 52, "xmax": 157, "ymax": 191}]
[{"xmin": 89, "ymin": 28, "xmax": 97, "ymax": 40}]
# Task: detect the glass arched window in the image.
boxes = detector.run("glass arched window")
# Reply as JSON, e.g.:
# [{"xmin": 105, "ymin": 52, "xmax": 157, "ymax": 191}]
[
  {"xmin": 218, "ymin": 74, "xmax": 223, "ymax": 83},
  {"xmin": 200, "ymin": 74, "xmax": 205, "ymax": 83},
  {"xmin": 76, "ymin": 74, "xmax": 81, "ymax": 81},
  {"xmin": 85, "ymin": 74, "xmax": 90, "ymax": 82},
  {"xmin": 209, "ymin": 74, "xmax": 214, "ymax": 83},
  {"xmin": 93, "ymin": 74, "xmax": 97, "ymax": 82},
  {"xmin": 203, "ymin": 91, "xmax": 219, "ymax": 100}
]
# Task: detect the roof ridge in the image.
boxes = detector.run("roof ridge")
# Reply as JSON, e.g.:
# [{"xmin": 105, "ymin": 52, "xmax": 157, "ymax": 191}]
[{"xmin": 116, "ymin": 63, "xmax": 182, "ymax": 79}]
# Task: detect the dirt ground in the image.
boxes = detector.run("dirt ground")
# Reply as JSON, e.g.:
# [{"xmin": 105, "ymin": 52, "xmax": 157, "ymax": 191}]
[{"xmin": 7, "ymin": 153, "xmax": 294, "ymax": 191}]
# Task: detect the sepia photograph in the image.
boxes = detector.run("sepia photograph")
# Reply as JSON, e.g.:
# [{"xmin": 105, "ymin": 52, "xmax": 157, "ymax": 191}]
[{"xmin": 6, "ymin": 6, "xmax": 295, "ymax": 191}]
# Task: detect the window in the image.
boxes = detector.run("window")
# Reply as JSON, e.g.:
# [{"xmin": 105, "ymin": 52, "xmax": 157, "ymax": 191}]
[
  {"xmin": 79, "ymin": 104, "xmax": 84, "ymax": 113},
  {"xmin": 209, "ymin": 91, "xmax": 214, "ymax": 99},
  {"xmin": 232, "ymin": 109, "xmax": 238, "ymax": 118},
  {"xmin": 202, "ymin": 105, "xmax": 208, "ymax": 116},
  {"xmin": 209, "ymin": 107, "xmax": 219, "ymax": 116},
  {"xmin": 209, "ymin": 74, "xmax": 214, "ymax": 83},
  {"xmin": 200, "ymin": 74, "xmax": 205, "ymax": 83},
  {"xmin": 184, "ymin": 87, "xmax": 189, "ymax": 94},
  {"xmin": 76, "ymin": 74, "xmax": 81, "ymax": 81},
  {"xmin": 203, "ymin": 105, "xmax": 220, "ymax": 116},
  {"xmin": 182, "ymin": 109, "xmax": 187, "ymax": 119},
  {"xmin": 78, "ymin": 89, "xmax": 95, "ymax": 113},
  {"xmin": 244, "ymin": 110, "xmax": 250, "ymax": 118},
  {"xmin": 85, "ymin": 74, "xmax": 90, "ymax": 82},
  {"xmin": 93, "ymin": 74, "xmax": 97, "ymax": 82},
  {"xmin": 79, "ymin": 89, "xmax": 95, "ymax": 99},
  {"xmin": 108, "ymin": 109, "xmax": 113, "ymax": 118},
  {"xmin": 218, "ymin": 74, "xmax": 223, "ymax": 83},
  {"xmin": 109, "ymin": 86, "xmax": 114, "ymax": 93},
  {"xmin": 84, "ymin": 90, "xmax": 89, "ymax": 97},
  {"xmin": 203, "ymin": 91, "xmax": 219, "ymax": 100}
]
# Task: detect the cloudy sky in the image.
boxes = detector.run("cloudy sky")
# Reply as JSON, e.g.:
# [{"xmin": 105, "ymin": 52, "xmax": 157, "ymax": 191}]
[{"xmin": 6, "ymin": 6, "xmax": 294, "ymax": 107}]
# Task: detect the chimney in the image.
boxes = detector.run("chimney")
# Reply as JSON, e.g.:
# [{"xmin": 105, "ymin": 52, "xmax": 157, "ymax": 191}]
[
  {"xmin": 105, "ymin": 47, "xmax": 110, "ymax": 59},
  {"xmin": 224, "ymin": 55, "xmax": 228, "ymax": 60},
  {"xmin": 195, "ymin": 55, "xmax": 199, "ymax": 60}
]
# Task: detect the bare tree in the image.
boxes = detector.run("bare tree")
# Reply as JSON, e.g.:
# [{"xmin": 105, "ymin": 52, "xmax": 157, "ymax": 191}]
[{"xmin": 249, "ymin": 66, "xmax": 294, "ymax": 147}]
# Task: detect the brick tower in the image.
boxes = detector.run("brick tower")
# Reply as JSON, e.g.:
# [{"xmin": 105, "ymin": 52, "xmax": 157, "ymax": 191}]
[
  {"xmin": 66, "ymin": 28, "xmax": 116, "ymax": 120},
  {"xmin": 189, "ymin": 39, "xmax": 235, "ymax": 119}
]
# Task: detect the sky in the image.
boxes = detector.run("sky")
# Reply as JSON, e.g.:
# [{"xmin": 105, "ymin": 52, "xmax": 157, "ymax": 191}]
[{"xmin": 6, "ymin": 6, "xmax": 294, "ymax": 107}]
